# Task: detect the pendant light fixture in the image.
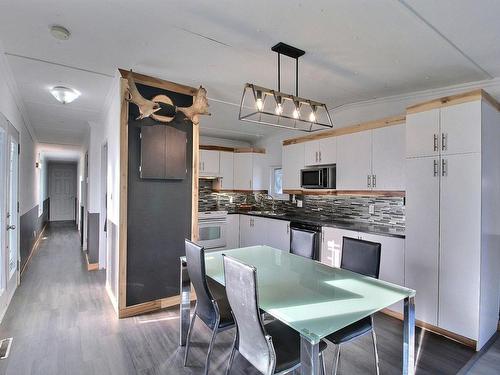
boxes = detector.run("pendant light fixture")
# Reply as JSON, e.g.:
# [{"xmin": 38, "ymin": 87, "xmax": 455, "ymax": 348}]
[{"xmin": 238, "ymin": 42, "xmax": 333, "ymax": 132}]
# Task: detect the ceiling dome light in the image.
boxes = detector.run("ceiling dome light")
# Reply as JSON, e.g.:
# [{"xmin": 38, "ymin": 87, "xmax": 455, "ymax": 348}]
[
  {"xmin": 50, "ymin": 25, "xmax": 71, "ymax": 40},
  {"xmin": 50, "ymin": 86, "xmax": 80, "ymax": 104}
]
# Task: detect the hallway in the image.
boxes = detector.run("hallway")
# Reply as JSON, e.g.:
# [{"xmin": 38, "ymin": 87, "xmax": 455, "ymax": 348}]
[{"xmin": 0, "ymin": 222, "xmax": 495, "ymax": 375}]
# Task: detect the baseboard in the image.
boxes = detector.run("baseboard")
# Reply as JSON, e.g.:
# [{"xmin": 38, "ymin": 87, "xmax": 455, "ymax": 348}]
[
  {"xmin": 85, "ymin": 252, "xmax": 99, "ymax": 271},
  {"xmin": 118, "ymin": 289, "xmax": 197, "ymax": 319},
  {"xmin": 106, "ymin": 283, "xmax": 119, "ymax": 315},
  {"xmin": 381, "ymin": 308, "xmax": 477, "ymax": 349},
  {"xmin": 20, "ymin": 223, "xmax": 47, "ymax": 276}
]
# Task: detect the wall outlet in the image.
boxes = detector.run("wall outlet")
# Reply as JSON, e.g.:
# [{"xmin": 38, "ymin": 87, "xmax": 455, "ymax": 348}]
[
  {"xmin": 297, "ymin": 200, "xmax": 303, "ymax": 208},
  {"xmin": 368, "ymin": 204, "xmax": 375, "ymax": 214}
]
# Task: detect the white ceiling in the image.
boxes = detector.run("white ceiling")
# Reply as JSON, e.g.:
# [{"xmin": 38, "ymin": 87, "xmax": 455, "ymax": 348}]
[{"xmin": 0, "ymin": 0, "xmax": 499, "ymax": 144}]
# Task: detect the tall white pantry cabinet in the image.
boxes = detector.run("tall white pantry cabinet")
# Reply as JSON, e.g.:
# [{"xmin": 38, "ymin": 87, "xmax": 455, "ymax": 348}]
[{"xmin": 405, "ymin": 94, "xmax": 500, "ymax": 350}]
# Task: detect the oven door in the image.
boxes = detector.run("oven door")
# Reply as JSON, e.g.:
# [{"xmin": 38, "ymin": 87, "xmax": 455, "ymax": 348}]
[
  {"xmin": 301, "ymin": 168, "xmax": 323, "ymax": 188},
  {"xmin": 198, "ymin": 220, "xmax": 227, "ymax": 250}
]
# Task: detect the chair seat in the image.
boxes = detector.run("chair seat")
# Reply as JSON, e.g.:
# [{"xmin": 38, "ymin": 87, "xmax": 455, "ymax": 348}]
[
  {"xmin": 264, "ymin": 320, "xmax": 327, "ymax": 373},
  {"xmin": 206, "ymin": 278, "xmax": 234, "ymax": 328},
  {"xmin": 325, "ymin": 316, "xmax": 372, "ymax": 344}
]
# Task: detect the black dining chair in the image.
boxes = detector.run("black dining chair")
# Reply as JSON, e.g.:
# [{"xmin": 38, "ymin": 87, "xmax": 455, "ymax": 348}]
[
  {"xmin": 290, "ymin": 228, "xmax": 316, "ymax": 260},
  {"xmin": 183, "ymin": 240, "xmax": 235, "ymax": 375},
  {"xmin": 223, "ymin": 254, "xmax": 328, "ymax": 375},
  {"xmin": 325, "ymin": 236, "xmax": 382, "ymax": 375}
]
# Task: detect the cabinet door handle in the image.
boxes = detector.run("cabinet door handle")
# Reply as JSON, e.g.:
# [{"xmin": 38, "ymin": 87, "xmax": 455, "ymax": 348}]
[
  {"xmin": 433, "ymin": 159, "xmax": 439, "ymax": 177},
  {"xmin": 315, "ymin": 151, "xmax": 318, "ymax": 163},
  {"xmin": 367, "ymin": 174, "xmax": 372, "ymax": 188},
  {"xmin": 249, "ymin": 180, "xmax": 252, "ymax": 189},
  {"xmin": 372, "ymin": 174, "xmax": 376, "ymax": 188},
  {"xmin": 286, "ymin": 224, "xmax": 289, "ymax": 234},
  {"xmin": 442, "ymin": 159, "xmax": 447, "ymax": 177},
  {"xmin": 442, "ymin": 133, "xmax": 447, "ymax": 151},
  {"xmin": 433, "ymin": 134, "xmax": 438, "ymax": 152},
  {"xmin": 319, "ymin": 151, "xmax": 322, "ymax": 163}
]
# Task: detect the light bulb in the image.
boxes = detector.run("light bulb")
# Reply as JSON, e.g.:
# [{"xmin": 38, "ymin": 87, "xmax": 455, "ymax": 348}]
[
  {"xmin": 293, "ymin": 108, "xmax": 300, "ymax": 119},
  {"xmin": 309, "ymin": 112, "xmax": 316, "ymax": 122},
  {"xmin": 256, "ymin": 98, "xmax": 263, "ymax": 111},
  {"xmin": 275, "ymin": 103, "xmax": 283, "ymax": 115}
]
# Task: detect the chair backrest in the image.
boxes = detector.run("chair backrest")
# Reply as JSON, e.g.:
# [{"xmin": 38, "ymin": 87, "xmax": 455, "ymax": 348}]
[
  {"xmin": 341, "ymin": 237, "xmax": 381, "ymax": 279},
  {"xmin": 185, "ymin": 239, "xmax": 217, "ymax": 328},
  {"xmin": 290, "ymin": 228, "xmax": 316, "ymax": 259},
  {"xmin": 223, "ymin": 255, "xmax": 276, "ymax": 375}
]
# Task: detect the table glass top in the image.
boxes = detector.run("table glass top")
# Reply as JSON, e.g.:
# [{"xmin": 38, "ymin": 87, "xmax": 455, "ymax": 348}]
[{"xmin": 187, "ymin": 246, "xmax": 415, "ymax": 344}]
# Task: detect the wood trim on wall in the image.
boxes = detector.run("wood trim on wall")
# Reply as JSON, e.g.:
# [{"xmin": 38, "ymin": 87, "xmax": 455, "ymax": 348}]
[
  {"xmin": 199, "ymin": 145, "xmax": 235, "ymax": 152},
  {"xmin": 192, "ymin": 117, "xmax": 199, "ymax": 242},
  {"xmin": 199, "ymin": 145, "xmax": 266, "ymax": 154},
  {"xmin": 283, "ymin": 115, "xmax": 406, "ymax": 146},
  {"xmin": 283, "ymin": 189, "xmax": 406, "ymax": 197},
  {"xmin": 118, "ymin": 69, "xmax": 198, "ymax": 97},
  {"xmin": 118, "ymin": 77, "xmax": 129, "ymax": 312},
  {"xmin": 406, "ymin": 89, "xmax": 500, "ymax": 114},
  {"xmin": 381, "ymin": 308, "xmax": 477, "ymax": 349},
  {"xmin": 85, "ymin": 253, "xmax": 99, "ymax": 271},
  {"xmin": 20, "ymin": 223, "xmax": 47, "ymax": 276}
]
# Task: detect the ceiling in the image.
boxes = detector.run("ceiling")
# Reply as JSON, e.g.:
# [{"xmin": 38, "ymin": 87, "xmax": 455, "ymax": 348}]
[{"xmin": 0, "ymin": 0, "xmax": 499, "ymax": 144}]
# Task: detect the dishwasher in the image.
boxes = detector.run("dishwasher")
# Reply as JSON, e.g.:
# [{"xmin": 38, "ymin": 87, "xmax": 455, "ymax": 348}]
[{"xmin": 289, "ymin": 221, "xmax": 322, "ymax": 261}]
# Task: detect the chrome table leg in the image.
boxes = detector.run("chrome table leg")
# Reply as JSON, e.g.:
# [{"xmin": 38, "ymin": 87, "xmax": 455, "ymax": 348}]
[
  {"xmin": 300, "ymin": 335, "xmax": 320, "ymax": 375},
  {"xmin": 403, "ymin": 296, "xmax": 415, "ymax": 375},
  {"xmin": 179, "ymin": 259, "xmax": 191, "ymax": 346}
]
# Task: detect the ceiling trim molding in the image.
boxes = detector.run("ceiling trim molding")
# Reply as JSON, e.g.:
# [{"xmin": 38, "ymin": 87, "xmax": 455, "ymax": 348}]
[
  {"xmin": 0, "ymin": 41, "xmax": 37, "ymax": 142},
  {"xmin": 397, "ymin": 0, "xmax": 493, "ymax": 79}
]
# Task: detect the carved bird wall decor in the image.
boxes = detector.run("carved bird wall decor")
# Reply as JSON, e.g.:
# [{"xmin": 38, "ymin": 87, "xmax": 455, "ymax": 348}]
[
  {"xmin": 177, "ymin": 86, "xmax": 211, "ymax": 125},
  {"xmin": 125, "ymin": 70, "xmax": 161, "ymax": 120}
]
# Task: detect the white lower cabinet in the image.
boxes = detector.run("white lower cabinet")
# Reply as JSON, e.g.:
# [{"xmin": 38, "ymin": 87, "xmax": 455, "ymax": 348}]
[
  {"xmin": 239, "ymin": 215, "xmax": 290, "ymax": 251},
  {"xmin": 225, "ymin": 214, "xmax": 240, "ymax": 249},
  {"xmin": 322, "ymin": 227, "xmax": 405, "ymax": 313}
]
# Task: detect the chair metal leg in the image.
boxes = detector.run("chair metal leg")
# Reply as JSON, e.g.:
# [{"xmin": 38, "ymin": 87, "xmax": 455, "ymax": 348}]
[
  {"xmin": 371, "ymin": 327, "xmax": 380, "ymax": 375},
  {"xmin": 205, "ymin": 323, "xmax": 219, "ymax": 375},
  {"xmin": 331, "ymin": 344, "xmax": 340, "ymax": 375},
  {"xmin": 183, "ymin": 312, "xmax": 197, "ymax": 366},
  {"xmin": 320, "ymin": 352, "xmax": 326, "ymax": 375},
  {"xmin": 225, "ymin": 331, "xmax": 238, "ymax": 375}
]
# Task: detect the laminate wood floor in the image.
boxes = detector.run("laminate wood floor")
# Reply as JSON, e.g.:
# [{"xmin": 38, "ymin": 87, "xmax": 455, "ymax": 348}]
[{"xmin": 0, "ymin": 222, "xmax": 492, "ymax": 374}]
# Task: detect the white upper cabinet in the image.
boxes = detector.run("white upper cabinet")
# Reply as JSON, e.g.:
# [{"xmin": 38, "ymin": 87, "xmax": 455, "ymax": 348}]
[
  {"xmin": 337, "ymin": 131, "xmax": 372, "ymax": 190},
  {"xmin": 283, "ymin": 143, "xmax": 305, "ymax": 190},
  {"xmin": 406, "ymin": 108, "xmax": 440, "ymax": 158},
  {"xmin": 440, "ymin": 101, "xmax": 481, "ymax": 155},
  {"xmin": 219, "ymin": 151, "xmax": 234, "ymax": 190},
  {"xmin": 234, "ymin": 153, "xmax": 265, "ymax": 190},
  {"xmin": 372, "ymin": 124, "xmax": 406, "ymax": 190},
  {"xmin": 199, "ymin": 150, "xmax": 220, "ymax": 176},
  {"xmin": 304, "ymin": 138, "xmax": 337, "ymax": 166}
]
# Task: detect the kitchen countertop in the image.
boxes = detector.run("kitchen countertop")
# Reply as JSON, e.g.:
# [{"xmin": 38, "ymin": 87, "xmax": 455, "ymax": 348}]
[{"xmin": 227, "ymin": 211, "xmax": 405, "ymax": 239}]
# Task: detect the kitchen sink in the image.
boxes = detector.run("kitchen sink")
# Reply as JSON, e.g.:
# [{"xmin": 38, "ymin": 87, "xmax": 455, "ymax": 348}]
[{"xmin": 247, "ymin": 210, "xmax": 286, "ymax": 217}]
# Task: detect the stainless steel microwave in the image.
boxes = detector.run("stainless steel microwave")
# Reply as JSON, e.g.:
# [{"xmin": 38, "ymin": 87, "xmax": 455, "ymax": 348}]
[{"xmin": 301, "ymin": 165, "xmax": 336, "ymax": 189}]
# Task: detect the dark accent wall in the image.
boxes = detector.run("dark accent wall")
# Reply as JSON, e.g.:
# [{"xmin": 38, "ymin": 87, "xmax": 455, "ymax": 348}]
[
  {"xmin": 20, "ymin": 198, "xmax": 49, "ymax": 272},
  {"xmin": 87, "ymin": 212, "xmax": 100, "ymax": 264},
  {"xmin": 126, "ymin": 83, "xmax": 193, "ymax": 306}
]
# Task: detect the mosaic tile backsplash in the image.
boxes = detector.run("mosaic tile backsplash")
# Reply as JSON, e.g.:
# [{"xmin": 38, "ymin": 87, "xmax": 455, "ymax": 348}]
[{"xmin": 199, "ymin": 180, "xmax": 405, "ymax": 229}]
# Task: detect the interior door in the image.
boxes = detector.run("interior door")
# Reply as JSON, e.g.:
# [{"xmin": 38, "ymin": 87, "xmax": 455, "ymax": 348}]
[
  {"xmin": 49, "ymin": 164, "xmax": 76, "ymax": 221},
  {"xmin": 0, "ymin": 119, "xmax": 7, "ymax": 309},
  {"xmin": 6, "ymin": 130, "xmax": 19, "ymax": 300}
]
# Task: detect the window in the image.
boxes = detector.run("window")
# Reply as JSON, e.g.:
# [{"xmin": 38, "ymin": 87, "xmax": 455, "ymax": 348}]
[{"xmin": 270, "ymin": 166, "xmax": 286, "ymax": 199}]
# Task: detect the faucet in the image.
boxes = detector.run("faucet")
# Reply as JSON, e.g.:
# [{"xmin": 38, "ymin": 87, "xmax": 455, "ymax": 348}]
[{"xmin": 259, "ymin": 193, "xmax": 276, "ymax": 211}]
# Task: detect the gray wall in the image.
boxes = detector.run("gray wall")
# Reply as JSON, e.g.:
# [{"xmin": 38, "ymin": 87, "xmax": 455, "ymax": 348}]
[
  {"xmin": 87, "ymin": 212, "xmax": 99, "ymax": 264},
  {"xmin": 20, "ymin": 198, "xmax": 49, "ymax": 272}
]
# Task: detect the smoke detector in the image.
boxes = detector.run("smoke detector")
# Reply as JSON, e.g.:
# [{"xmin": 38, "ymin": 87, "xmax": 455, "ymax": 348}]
[{"xmin": 50, "ymin": 25, "xmax": 71, "ymax": 40}]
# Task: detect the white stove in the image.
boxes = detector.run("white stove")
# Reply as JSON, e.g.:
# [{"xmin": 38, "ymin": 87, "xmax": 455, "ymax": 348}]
[{"xmin": 198, "ymin": 211, "xmax": 228, "ymax": 250}]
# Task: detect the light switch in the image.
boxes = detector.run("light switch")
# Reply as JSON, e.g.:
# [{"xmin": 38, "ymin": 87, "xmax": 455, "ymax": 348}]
[{"xmin": 369, "ymin": 204, "xmax": 375, "ymax": 214}]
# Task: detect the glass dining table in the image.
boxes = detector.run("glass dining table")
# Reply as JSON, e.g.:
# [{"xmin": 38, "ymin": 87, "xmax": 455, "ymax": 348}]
[{"xmin": 179, "ymin": 246, "xmax": 416, "ymax": 375}]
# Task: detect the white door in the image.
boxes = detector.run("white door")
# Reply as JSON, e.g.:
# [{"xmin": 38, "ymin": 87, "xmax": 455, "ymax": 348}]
[
  {"xmin": 440, "ymin": 101, "xmax": 481, "ymax": 156},
  {"xmin": 199, "ymin": 150, "xmax": 220, "ymax": 176},
  {"xmin": 406, "ymin": 109, "xmax": 440, "ymax": 158},
  {"xmin": 304, "ymin": 141, "xmax": 319, "ymax": 166},
  {"xmin": 319, "ymin": 137, "xmax": 337, "ymax": 165},
  {"xmin": 234, "ymin": 153, "xmax": 253, "ymax": 190},
  {"xmin": 49, "ymin": 164, "xmax": 76, "ymax": 221},
  {"xmin": 282, "ymin": 143, "xmax": 304, "ymax": 190},
  {"xmin": 336, "ymin": 131, "xmax": 372, "ymax": 190},
  {"xmin": 372, "ymin": 124, "xmax": 406, "ymax": 190},
  {"xmin": 264, "ymin": 218, "xmax": 290, "ymax": 251},
  {"xmin": 219, "ymin": 151, "xmax": 234, "ymax": 190},
  {"xmin": 439, "ymin": 153, "xmax": 481, "ymax": 339},
  {"xmin": 405, "ymin": 156, "xmax": 440, "ymax": 325},
  {"xmin": 0, "ymin": 114, "xmax": 20, "ymax": 313}
]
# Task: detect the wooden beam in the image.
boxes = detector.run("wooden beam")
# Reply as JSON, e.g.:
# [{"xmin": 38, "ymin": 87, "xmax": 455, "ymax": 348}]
[
  {"xmin": 406, "ymin": 89, "xmax": 500, "ymax": 114},
  {"xmin": 85, "ymin": 253, "xmax": 99, "ymax": 271},
  {"xmin": 118, "ymin": 68, "xmax": 198, "ymax": 96},
  {"xmin": 199, "ymin": 145, "xmax": 235, "ymax": 152},
  {"xmin": 283, "ymin": 189, "xmax": 406, "ymax": 197},
  {"xmin": 283, "ymin": 115, "xmax": 406, "ymax": 146},
  {"xmin": 118, "ymin": 77, "xmax": 129, "ymax": 312},
  {"xmin": 381, "ymin": 308, "xmax": 477, "ymax": 349},
  {"xmin": 233, "ymin": 147, "xmax": 266, "ymax": 154},
  {"xmin": 192, "ymin": 115, "xmax": 200, "ymax": 242}
]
